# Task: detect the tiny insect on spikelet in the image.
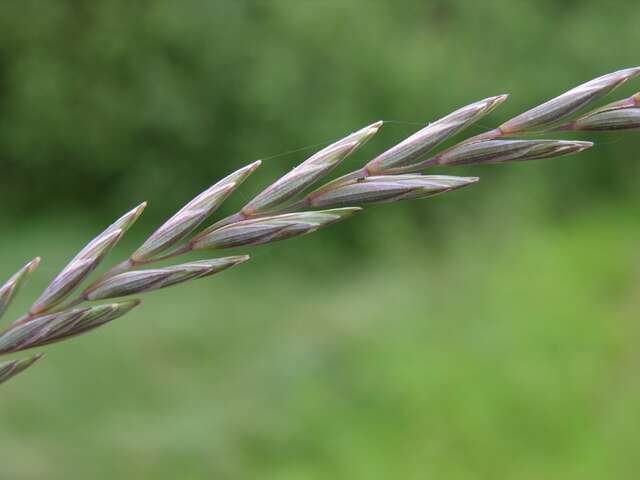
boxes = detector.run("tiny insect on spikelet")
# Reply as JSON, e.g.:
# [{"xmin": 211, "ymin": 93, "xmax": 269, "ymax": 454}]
[{"xmin": 0, "ymin": 66, "xmax": 638, "ymax": 387}]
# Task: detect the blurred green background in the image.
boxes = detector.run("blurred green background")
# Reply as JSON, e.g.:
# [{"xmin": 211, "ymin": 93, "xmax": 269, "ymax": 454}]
[{"xmin": 0, "ymin": 1, "xmax": 639, "ymax": 478}]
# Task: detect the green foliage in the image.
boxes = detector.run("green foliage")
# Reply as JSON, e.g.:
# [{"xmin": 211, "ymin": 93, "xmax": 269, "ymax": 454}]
[{"xmin": 0, "ymin": 0, "xmax": 638, "ymax": 223}]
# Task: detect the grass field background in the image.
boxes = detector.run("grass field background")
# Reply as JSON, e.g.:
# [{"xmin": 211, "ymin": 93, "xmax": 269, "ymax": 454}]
[{"xmin": 1, "ymin": 200, "xmax": 638, "ymax": 479}]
